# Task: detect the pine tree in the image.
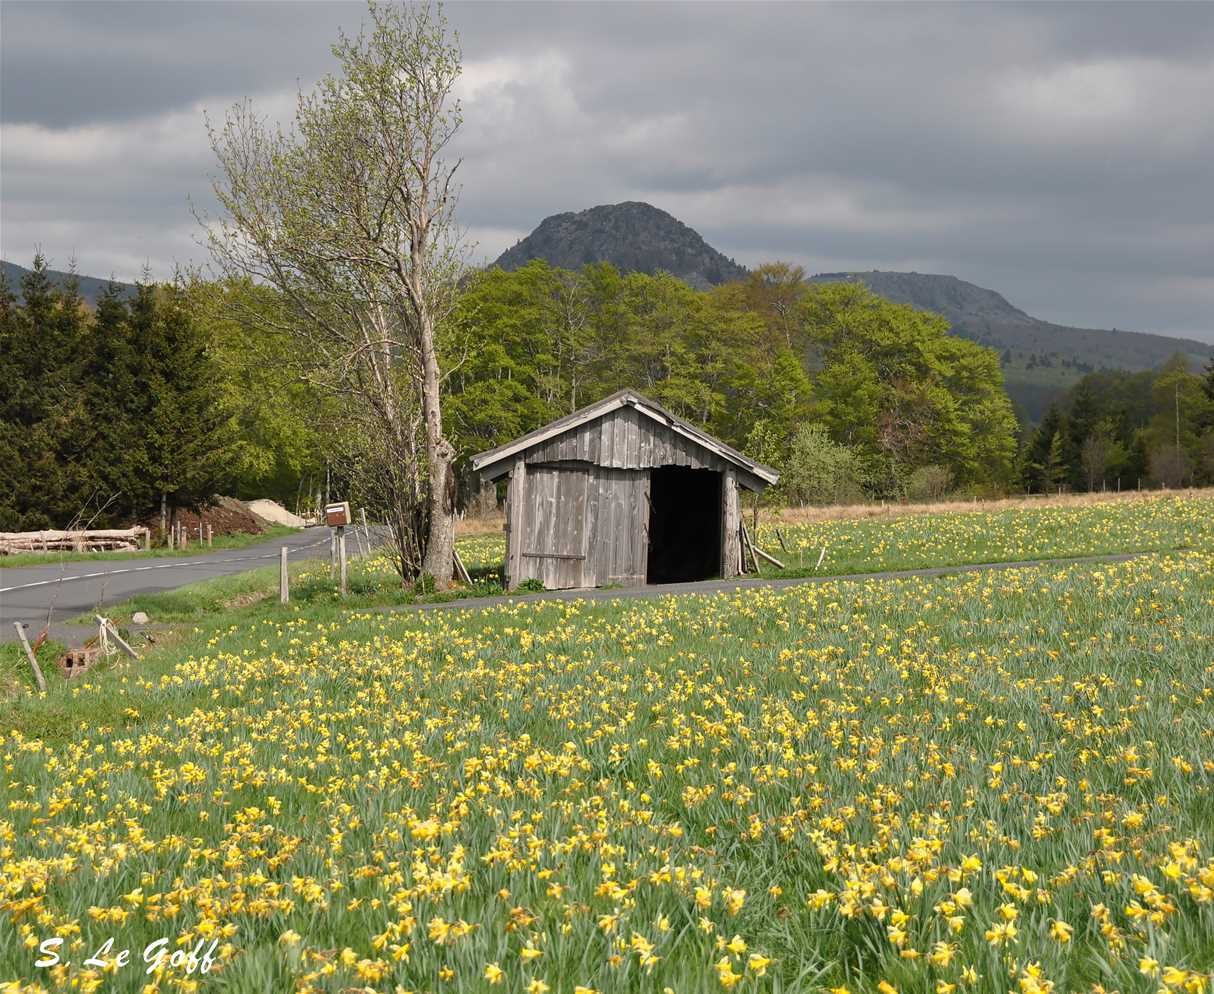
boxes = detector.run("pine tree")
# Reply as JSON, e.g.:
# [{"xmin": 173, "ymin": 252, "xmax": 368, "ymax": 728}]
[
  {"xmin": 1046, "ymin": 430, "xmax": 1068, "ymax": 490},
  {"xmin": 10, "ymin": 256, "xmax": 56, "ymax": 425},
  {"xmin": 142, "ymin": 281, "xmax": 232, "ymax": 529},
  {"xmin": 42, "ymin": 267, "xmax": 94, "ymax": 525},
  {"xmin": 0, "ymin": 272, "xmax": 23, "ymax": 529},
  {"xmin": 1201, "ymin": 358, "xmax": 1214, "ymax": 432},
  {"xmin": 81, "ymin": 283, "xmax": 147, "ymax": 522},
  {"xmin": 2, "ymin": 257, "xmax": 93, "ymax": 527},
  {"xmin": 1021, "ymin": 406, "xmax": 1061, "ymax": 493}
]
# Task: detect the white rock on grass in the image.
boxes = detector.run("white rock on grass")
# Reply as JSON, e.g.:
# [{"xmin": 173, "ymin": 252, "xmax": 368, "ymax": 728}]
[{"xmin": 131, "ymin": 612, "xmax": 149, "ymax": 625}]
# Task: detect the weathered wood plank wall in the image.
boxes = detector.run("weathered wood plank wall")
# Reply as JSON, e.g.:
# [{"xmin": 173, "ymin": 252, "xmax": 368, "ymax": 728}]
[
  {"xmin": 511, "ymin": 464, "xmax": 650, "ymax": 589},
  {"xmin": 505, "ymin": 455, "xmax": 527, "ymax": 587},
  {"xmin": 591, "ymin": 467, "xmax": 648, "ymax": 586},
  {"xmin": 525, "ymin": 410, "xmax": 727, "ymax": 472}
]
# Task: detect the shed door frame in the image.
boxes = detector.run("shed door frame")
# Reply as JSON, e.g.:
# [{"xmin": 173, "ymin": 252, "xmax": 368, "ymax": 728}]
[{"xmin": 517, "ymin": 463, "xmax": 593, "ymax": 589}]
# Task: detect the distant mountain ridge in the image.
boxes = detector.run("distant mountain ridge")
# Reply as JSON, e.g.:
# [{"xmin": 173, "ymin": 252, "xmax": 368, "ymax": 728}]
[
  {"xmin": 2, "ymin": 259, "xmax": 136, "ymax": 307},
  {"xmin": 493, "ymin": 202, "xmax": 747, "ymax": 290},
  {"xmin": 807, "ymin": 270, "xmax": 1211, "ymax": 365}
]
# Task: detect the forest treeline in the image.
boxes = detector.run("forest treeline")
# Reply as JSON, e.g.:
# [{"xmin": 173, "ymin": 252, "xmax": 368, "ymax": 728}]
[
  {"xmin": 0, "ymin": 258, "xmax": 326, "ymax": 532},
  {"xmin": 1022, "ymin": 361, "xmax": 1214, "ymax": 493},
  {"xmin": 1, "ymin": 260, "xmax": 226, "ymax": 531},
  {"xmin": 444, "ymin": 260, "xmax": 1019, "ymax": 504},
  {"xmin": 3, "ymin": 254, "xmax": 1211, "ymax": 530}
]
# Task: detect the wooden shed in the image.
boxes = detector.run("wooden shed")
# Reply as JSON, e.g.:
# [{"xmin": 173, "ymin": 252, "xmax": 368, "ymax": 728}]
[{"xmin": 471, "ymin": 389, "xmax": 779, "ymax": 590}]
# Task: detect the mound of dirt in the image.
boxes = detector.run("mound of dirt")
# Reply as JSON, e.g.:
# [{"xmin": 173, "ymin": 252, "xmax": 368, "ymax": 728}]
[
  {"xmin": 246, "ymin": 499, "xmax": 306, "ymax": 528},
  {"xmin": 171, "ymin": 497, "xmax": 269, "ymax": 537}
]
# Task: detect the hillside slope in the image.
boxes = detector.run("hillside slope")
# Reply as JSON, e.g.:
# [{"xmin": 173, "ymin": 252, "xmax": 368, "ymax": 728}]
[
  {"xmin": 494, "ymin": 201, "xmax": 747, "ymax": 289},
  {"xmin": 2, "ymin": 259, "xmax": 136, "ymax": 307}
]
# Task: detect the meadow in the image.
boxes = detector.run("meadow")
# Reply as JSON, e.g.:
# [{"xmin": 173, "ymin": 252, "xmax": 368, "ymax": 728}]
[
  {"xmin": 397, "ymin": 492, "xmax": 1214, "ymax": 583},
  {"xmin": 757, "ymin": 491, "xmax": 1214, "ymax": 576},
  {"xmin": 2, "ymin": 512, "xmax": 1213, "ymax": 992},
  {"xmin": 35, "ymin": 493, "xmax": 1205, "ymax": 642}
]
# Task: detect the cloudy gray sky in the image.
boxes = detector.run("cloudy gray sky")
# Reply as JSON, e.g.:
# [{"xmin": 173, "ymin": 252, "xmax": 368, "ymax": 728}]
[{"xmin": 3, "ymin": 1, "xmax": 1213, "ymax": 341}]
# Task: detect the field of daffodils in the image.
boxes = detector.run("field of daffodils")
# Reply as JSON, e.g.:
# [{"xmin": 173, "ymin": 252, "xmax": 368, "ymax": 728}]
[{"xmin": 2, "ymin": 498, "xmax": 1213, "ymax": 994}]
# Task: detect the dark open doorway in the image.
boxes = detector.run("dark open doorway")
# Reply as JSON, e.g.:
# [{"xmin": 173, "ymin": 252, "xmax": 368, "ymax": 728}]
[{"xmin": 647, "ymin": 467, "xmax": 722, "ymax": 583}]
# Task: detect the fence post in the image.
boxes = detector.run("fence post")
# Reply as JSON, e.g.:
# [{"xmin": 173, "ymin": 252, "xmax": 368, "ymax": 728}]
[
  {"xmin": 361, "ymin": 508, "xmax": 371, "ymax": 554},
  {"xmin": 338, "ymin": 527, "xmax": 348, "ymax": 597},
  {"xmin": 207, "ymin": 524, "xmax": 213, "ymax": 548},
  {"xmin": 330, "ymin": 529, "xmax": 337, "ymax": 577},
  {"xmin": 13, "ymin": 623, "xmax": 47, "ymax": 693},
  {"xmin": 280, "ymin": 546, "xmax": 289, "ymax": 604}
]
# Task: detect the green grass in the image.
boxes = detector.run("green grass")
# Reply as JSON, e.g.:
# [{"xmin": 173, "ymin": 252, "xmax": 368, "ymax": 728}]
[
  {"xmin": 0, "ymin": 636, "xmax": 68, "ymax": 700},
  {"xmin": 755, "ymin": 492, "xmax": 1214, "ymax": 577},
  {"xmin": 412, "ymin": 495, "xmax": 1214, "ymax": 586},
  {"xmin": 75, "ymin": 548, "xmax": 505, "ymax": 629},
  {"xmin": 2, "ymin": 550, "xmax": 1212, "ymax": 992},
  {"xmin": 0, "ymin": 524, "xmax": 299, "ymax": 567},
  {"xmin": 56, "ymin": 493, "xmax": 1214, "ymax": 639}
]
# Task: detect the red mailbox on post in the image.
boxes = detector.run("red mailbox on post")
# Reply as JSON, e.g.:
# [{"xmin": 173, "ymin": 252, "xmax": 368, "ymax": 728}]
[{"xmin": 324, "ymin": 501, "xmax": 351, "ymax": 528}]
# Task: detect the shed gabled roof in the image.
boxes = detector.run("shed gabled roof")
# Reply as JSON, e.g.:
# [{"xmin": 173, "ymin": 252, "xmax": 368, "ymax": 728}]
[{"xmin": 470, "ymin": 388, "xmax": 780, "ymax": 487}]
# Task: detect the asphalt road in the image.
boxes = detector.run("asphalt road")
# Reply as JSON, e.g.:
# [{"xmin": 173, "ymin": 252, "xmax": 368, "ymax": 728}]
[{"xmin": 0, "ymin": 527, "xmax": 336, "ymax": 644}]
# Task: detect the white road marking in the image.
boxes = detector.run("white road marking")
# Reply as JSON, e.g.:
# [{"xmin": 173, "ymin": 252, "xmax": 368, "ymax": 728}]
[
  {"xmin": 0, "ymin": 537, "xmax": 333, "ymax": 595},
  {"xmin": 1, "ymin": 558, "xmax": 253, "ymax": 593}
]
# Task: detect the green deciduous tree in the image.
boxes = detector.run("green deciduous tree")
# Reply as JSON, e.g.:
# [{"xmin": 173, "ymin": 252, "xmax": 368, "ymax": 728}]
[
  {"xmin": 796, "ymin": 282, "xmax": 1018, "ymax": 493},
  {"xmin": 447, "ymin": 261, "xmax": 1018, "ymax": 505},
  {"xmin": 191, "ymin": 278, "xmax": 330, "ymax": 505},
  {"xmin": 780, "ymin": 424, "xmax": 869, "ymax": 506}
]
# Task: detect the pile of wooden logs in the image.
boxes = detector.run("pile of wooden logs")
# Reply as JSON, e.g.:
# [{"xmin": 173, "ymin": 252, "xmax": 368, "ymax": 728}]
[{"xmin": 0, "ymin": 527, "xmax": 151, "ymax": 555}]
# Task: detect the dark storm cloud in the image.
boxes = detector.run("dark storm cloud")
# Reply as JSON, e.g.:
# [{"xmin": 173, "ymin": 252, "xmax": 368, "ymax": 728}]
[{"xmin": 2, "ymin": 1, "xmax": 1212, "ymax": 341}]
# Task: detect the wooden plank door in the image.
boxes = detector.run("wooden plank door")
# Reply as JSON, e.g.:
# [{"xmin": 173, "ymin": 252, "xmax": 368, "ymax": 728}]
[
  {"xmin": 589, "ymin": 467, "xmax": 649, "ymax": 586},
  {"xmin": 520, "ymin": 465, "xmax": 591, "ymax": 589}
]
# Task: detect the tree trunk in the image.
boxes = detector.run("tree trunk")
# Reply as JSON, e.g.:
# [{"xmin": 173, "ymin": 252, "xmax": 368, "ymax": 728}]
[{"xmin": 419, "ymin": 310, "xmax": 455, "ymax": 584}]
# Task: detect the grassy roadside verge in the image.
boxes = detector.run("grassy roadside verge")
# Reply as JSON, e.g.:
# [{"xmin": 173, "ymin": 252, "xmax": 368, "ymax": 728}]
[
  {"xmin": 2, "ymin": 541, "xmax": 507, "ymax": 700},
  {"xmin": 0, "ymin": 523, "xmax": 299, "ymax": 567},
  {"xmin": 77, "ymin": 550, "xmax": 506, "ymax": 627}
]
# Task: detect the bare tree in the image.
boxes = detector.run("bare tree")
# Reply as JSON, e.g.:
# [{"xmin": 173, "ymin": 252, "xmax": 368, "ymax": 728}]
[
  {"xmin": 203, "ymin": 1, "xmax": 464, "ymax": 582},
  {"xmin": 1080, "ymin": 429, "xmax": 1111, "ymax": 492},
  {"xmin": 1149, "ymin": 444, "xmax": 1190, "ymax": 489}
]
